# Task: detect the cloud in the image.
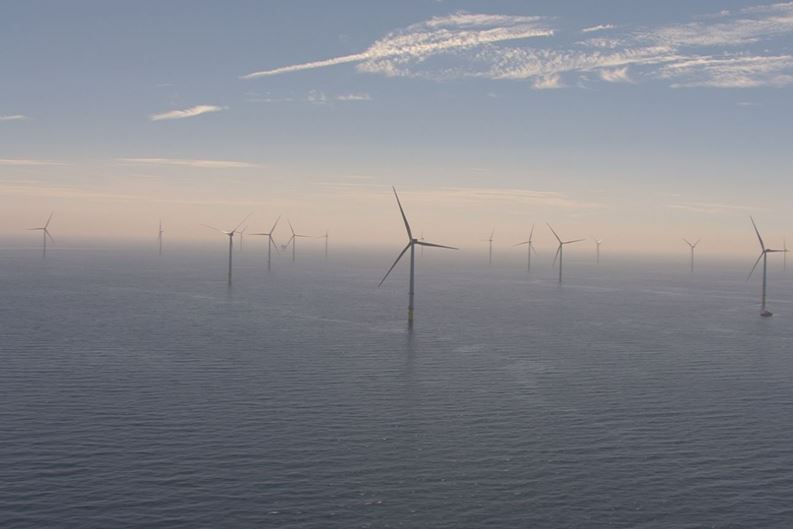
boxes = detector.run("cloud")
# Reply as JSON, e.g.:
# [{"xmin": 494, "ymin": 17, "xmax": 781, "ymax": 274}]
[
  {"xmin": 666, "ymin": 201, "xmax": 755, "ymax": 214},
  {"xmin": 240, "ymin": 4, "xmax": 793, "ymax": 89},
  {"xmin": 149, "ymin": 105, "xmax": 225, "ymax": 121},
  {"xmin": 0, "ymin": 114, "xmax": 28, "ymax": 121},
  {"xmin": 0, "ymin": 158, "xmax": 65, "ymax": 166},
  {"xmin": 116, "ymin": 158, "xmax": 262, "ymax": 169},
  {"xmin": 337, "ymin": 93, "xmax": 372, "ymax": 101},
  {"xmin": 582, "ymin": 24, "xmax": 615, "ymax": 33},
  {"xmin": 241, "ymin": 11, "xmax": 554, "ymax": 78}
]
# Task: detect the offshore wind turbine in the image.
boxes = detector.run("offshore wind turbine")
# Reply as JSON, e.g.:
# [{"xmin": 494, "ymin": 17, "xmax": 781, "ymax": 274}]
[
  {"xmin": 547, "ymin": 223, "xmax": 584, "ymax": 284},
  {"xmin": 158, "ymin": 220, "xmax": 164, "ymax": 256},
  {"xmin": 203, "ymin": 213, "xmax": 251, "ymax": 286},
  {"xmin": 594, "ymin": 238, "xmax": 603, "ymax": 265},
  {"xmin": 250, "ymin": 216, "xmax": 281, "ymax": 272},
  {"xmin": 28, "ymin": 212, "xmax": 54, "ymax": 259},
  {"xmin": 683, "ymin": 238, "xmax": 700, "ymax": 272},
  {"xmin": 748, "ymin": 217, "xmax": 787, "ymax": 317},
  {"xmin": 237, "ymin": 225, "xmax": 248, "ymax": 253},
  {"xmin": 379, "ymin": 187, "xmax": 457, "ymax": 327},
  {"xmin": 513, "ymin": 224, "xmax": 536, "ymax": 272},
  {"xmin": 319, "ymin": 230, "xmax": 329, "ymax": 259},
  {"xmin": 285, "ymin": 221, "xmax": 310, "ymax": 262},
  {"xmin": 486, "ymin": 228, "xmax": 495, "ymax": 266}
]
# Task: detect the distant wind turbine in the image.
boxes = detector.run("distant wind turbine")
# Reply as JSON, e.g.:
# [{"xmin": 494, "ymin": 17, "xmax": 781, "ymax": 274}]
[
  {"xmin": 379, "ymin": 187, "xmax": 457, "ymax": 327},
  {"xmin": 748, "ymin": 217, "xmax": 787, "ymax": 317},
  {"xmin": 548, "ymin": 223, "xmax": 584, "ymax": 284},
  {"xmin": 514, "ymin": 224, "xmax": 536, "ymax": 272},
  {"xmin": 285, "ymin": 221, "xmax": 310, "ymax": 262},
  {"xmin": 203, "ymin": 213, "xmax": 251, "ymax": 285},
  {"xmin": 683, "ymin": 238, "xmax": 700, "ymax": 272},
  {"xmin": 250, "ymin": 216, "xmax": 281, "ymax": 272},
  {"xmin": 319, "ymin": 230, "xmax": 329, "ymax": 259},
  {"xmin": 594, "ymin": 238, "xmax": 603, "ymax": 265},
  {"xmin": 28, "ymin": 212, "xmax": 55, "ymax": 259},
  {"xmin": 158, "ymin": 220, "xmax": 164, "ymax": 256},
  {"xmin": 237, "ymin": 225, "xmax": 248, "ymax": 252},
  {"xmin": 486, "ymin": 228, "xmax": 495, "ymax": 266}
]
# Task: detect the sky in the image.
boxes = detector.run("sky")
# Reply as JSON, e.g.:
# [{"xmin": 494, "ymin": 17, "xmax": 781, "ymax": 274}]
[{"xmin": 1, "ymin": 0, "xmax": 792, "ymax": 257}]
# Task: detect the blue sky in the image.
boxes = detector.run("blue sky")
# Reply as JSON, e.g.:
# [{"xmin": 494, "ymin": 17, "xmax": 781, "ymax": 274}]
[{"xmin": 1, "ymin": 1, "xmax": 792, "ymax": 255}]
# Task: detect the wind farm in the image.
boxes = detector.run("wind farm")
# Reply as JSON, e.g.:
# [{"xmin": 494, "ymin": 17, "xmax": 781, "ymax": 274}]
[{"xmin": 4, "ymin": 3, "xmax": 793, "ymax": 529}]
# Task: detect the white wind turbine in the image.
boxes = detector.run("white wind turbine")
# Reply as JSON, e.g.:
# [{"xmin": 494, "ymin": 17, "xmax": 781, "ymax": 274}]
[
  {"xmin": 548, "ymin": 223, "xmax": 584, "ymax": 284},
  {"xmin": 285, "ymin": 221, "xmax": 310, "ymax": 262},
  {"xmin": 748, "ymin": 217, "xmax": 787, "ymax": 317},
  {"xmin": 28, "ymin": 212, "xmax": 54, "ymax": 259},
  {"xmin": 319, "ymin": 230, "xmax": 329, "ymax": 259},
  {"xmin": 237, "ymin": 225, "xmax": 248, "ymax": 253},
  {"xmin": 379, "ymin": 187, "xmax": 457, "ymax": 327},
  {"xmin": 513, "ymin": 224, "xmax": 537, "ymax": 272},
  {"xmin": 594, "ymin": 238, "xmax": 603, "ymax": 265},
  {"xmin": 485, "ymin": 228, "xmax": 495, "ymax": 266},
  {"xmin": 683, "ymin": 238, "xmax": 700, "ymax": 272},
  {"xmin": 250, "ymin": 216, "xmax": 281, "ymax": 272},
  {"xmin": 203, "ymin": 213, "xmax": 251, "ymax": 286},
  {"xmin": 158, "ymin": 220, "xmax": 164, "ymax": 256}
]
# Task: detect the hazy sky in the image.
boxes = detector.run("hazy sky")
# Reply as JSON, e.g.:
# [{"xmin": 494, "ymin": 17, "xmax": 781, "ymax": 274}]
[{"xmin": 2, "ymin": 1, "xmax": 792, "ymax": 256}]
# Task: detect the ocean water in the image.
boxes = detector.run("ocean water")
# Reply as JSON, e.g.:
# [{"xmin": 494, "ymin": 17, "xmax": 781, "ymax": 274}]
[{"xmin": 2, "ymin": 246, "xmax": 792, "ymax": 528}]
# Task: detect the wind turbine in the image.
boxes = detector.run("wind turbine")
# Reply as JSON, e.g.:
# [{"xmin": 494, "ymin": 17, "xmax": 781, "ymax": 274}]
[
  {"xmin": 594, "ymin": 238, "xmax": 603, "ymax": 265},
  {"xmin": 748, "ymin": 217, "xmax": 787, "ymax": 317},
  {"xmin": 285, "ymin": 221, "xmax": 310, "ymax": 262},
  {"xmin": 683, "ymin": 238, "xmax": 700, "ymax": 272},
  {"xmin": 250, "ymin": 216, "xmax": 281, "ymax": 272},
  {"xmin": 319, "ymin": 230, "xmax": 329, "ymax": 259},
  {"xmin": 237, "ymin": 225, "xmax": 248, "ymax": 253},
  {"xmin": 547, "ymin": 223, "xmax": 584, "ymax": 284},
  {"xmin": 419, "ymin": 231, "xmax": 425, "ymax": 256},
  {"xmin": 158, "ymin": 220, "xmax": 164, "ymax": 256},
  {"xmin": 379, "ymin": 187, "xmax": 457, "ymax": 327},
  {"xmin": 203, "ymin": 213, "xmax": 251, "ymax": 286},
  {"xmin": 486, "ymin": 228, "xmax": 495, "ymax": 266},
  {"xmin": 28, "ymin": 212, "xmax": 54, "ymax": 259},
  {"xmin": 513, "ymin": 224, "xmax": 536, "ymax": 272}
]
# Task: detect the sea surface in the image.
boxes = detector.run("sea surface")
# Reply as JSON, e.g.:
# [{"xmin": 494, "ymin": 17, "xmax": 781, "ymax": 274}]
[{"xmin": 2, "ymin": 246, "xmax": 792, "ymax": 528}]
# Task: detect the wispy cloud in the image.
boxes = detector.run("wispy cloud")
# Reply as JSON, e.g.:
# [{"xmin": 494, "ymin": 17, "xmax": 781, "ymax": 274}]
[
  {"xmin": 0, "ymin": 114, "xmax": 28, "ymax": 121},
  {"xmin": 116, "ymin": 158, "xmax": 262, "ymax": 169},
  {"xmin": 337, "ymin": 92, "xmax": 372, "ymax": 101},
  {"xmin": 241, "ymin": 4, "xmax": 793, "ymax": 89},
  {"xmin": 241, "ymin": 11, "xmax": 554, "ymax": 79},
  {"xmin": 666, "ymin": 201, "xmax": 756, "ymax": 214},
  {"xmin": 0, "ymin": 158, "xmax": 65, "ymax": 166},
  {"xmin": 582, "ymin": 24, "xmax": 615, "ymax": 33},
  {"xmin": 247, "ymin": 91, "xmax": 372, "ymax": 104},
  {"xmin": 149, "ymin": 105, "xmax": 225, "ymax": 121}
]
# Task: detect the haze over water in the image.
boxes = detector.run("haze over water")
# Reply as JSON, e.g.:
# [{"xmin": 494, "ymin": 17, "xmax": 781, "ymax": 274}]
[{"xmin": 2, "ymin": 248, "xmax": 792, "ymax": 528}]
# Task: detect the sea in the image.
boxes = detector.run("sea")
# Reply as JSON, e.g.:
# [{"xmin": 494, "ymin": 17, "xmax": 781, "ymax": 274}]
[{"xmin": 2, "ymin": 244, "xmax": 792, "ymax": 528}]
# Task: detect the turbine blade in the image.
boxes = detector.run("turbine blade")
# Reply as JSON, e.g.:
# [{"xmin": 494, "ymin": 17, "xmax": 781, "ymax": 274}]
[
  {"xmin": 45, "ymin": 229, "xmax": 55, "ymax": 244},
  {"xmin": 683, "ymin": 238, "xmax": 693, "ymax": 247},
  {"xmin": 392, "ymin": 187, "xmax": 413, "ymax": 239},
  {"xmin": 529, "ymin": 224, "xmax": 535, "ymax": 241},
  {"xmin": 416, "ymin": 241, "xmax": 458, "ymax": 250},
  {"xmin": 288, "ymin": 220, "xmax": 296, "ymax": 236},
  {"xmin": 202, "ymin": 224, "xmax": 224, "ymax": 233},
  {"xmin": 378, "ymin": 243, "xmax": 411, "ymax": 287},
  {"xmin": 547, "ymin": 223, "xmax": 562, "ymax": 244},
  {"xmin": 564, "ymin": 239, "xmax": 586, "ymax": 245},
  {"xmin": 694, "ymin": 239, "xmax": 701, "ymax": 247},
  {"xmin": 232, "ymin": 213, "xmax": 253, "ymax": 234},
  {"xmin": 552, "ymin": 244, "xmax": 561, "ymax": 266},
  {"xmin": 747, "ymin": 252, "xmax": 764, "ymax": 281},
  {"xmin": 514, "ymin": 241, "xmax": 529, "ymax": 247},
  {"xmin": 270, "ymin": 215, "xmax": 281, "ymax": 234},
  {"xmin": 44, "ymin": 211, "xmax": 54, "ymax": 229},
  {"xmin": 750, "ymin": 216, "xmax": 765, "ymax": 251}
]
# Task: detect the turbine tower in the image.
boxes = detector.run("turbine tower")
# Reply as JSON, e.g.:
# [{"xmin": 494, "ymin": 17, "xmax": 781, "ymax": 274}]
[
  {"xmin": 594, "ymin": 239, "xmax": 602, "ymax": 265},
  {"xmin": 285, "ymin": 221, "xmax": 310, "ymax": 262},
  {"xmin": 203, "ymin": 213, "xmax": 251, "ymax": 286},
  {"xmin": 379, "ymin": 187, "xmax": 457, "ymax": 327},
  {"xmin": 28, "ymin": 212, "xmax": 54, "ymax": 259},
  {"xmin": 748, "ymin": 217, "xmax": 787, "ymax": 317},
  {"xmin": 250, "ymin": 216, "xmax": 281, "ymax": 272},
  {"xmin": 514, "ymin": 224, "xmax": 536, "ymax": 272},
  {"xmin": 547, "ymin": 223, "xmax": 584, "ymax": 284},
  {"xmin": 683, "ymin": 238, "xmax": 700, "ymax": 272},
  {"xmin": 158, "ymin": 220, "xmax": 164, "ymax": 256}
]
